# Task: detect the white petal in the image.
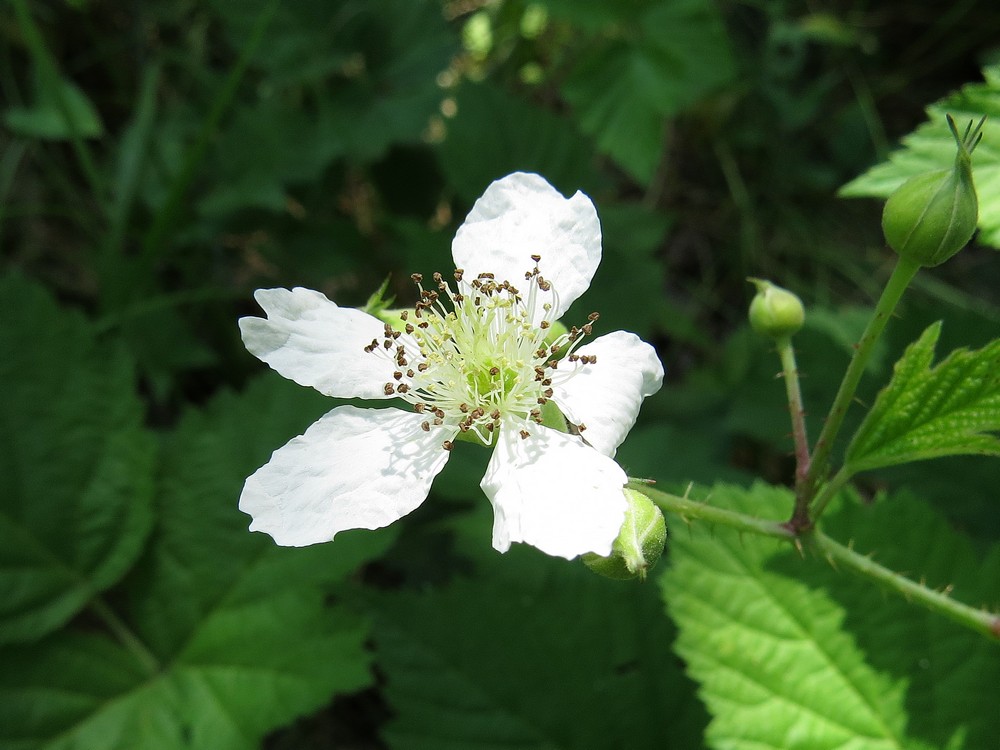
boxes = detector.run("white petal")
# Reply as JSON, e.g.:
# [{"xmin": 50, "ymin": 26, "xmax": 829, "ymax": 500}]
[
  {"xmin": 240, "ymin": 406, "xmax": 456, "ymax": 546},
  {"xmin": 240, "ymin": 287, "xmax": 417, "ymax": 399},
  {"xmin": 552, "ymin": 331, "xmax": 664, "ymax": 457},
  {"xmin": 452, "ymin": 173, "xmax": 601, "ymax": 319},
  {"xmin": 482, "ymin": 421, "xmax": 628, "ymax": 559}
]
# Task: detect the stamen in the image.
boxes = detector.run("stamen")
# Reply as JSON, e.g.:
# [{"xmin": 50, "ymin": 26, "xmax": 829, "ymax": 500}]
[{"xmin": 361, "ymin": 258, "xmax": 601, "ymax": 446}]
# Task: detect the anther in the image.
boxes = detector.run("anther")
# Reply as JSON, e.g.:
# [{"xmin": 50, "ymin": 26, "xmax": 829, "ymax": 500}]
[
  {"xmin": 588, "ymin": 312, "xmax": 600, "ymax": 321},
  {"xmin": 530, "ymin": 254, "xmax": 541, "ymax": 262},
  {"xmin": 442, "ymin": 440, "xmax": 454, "ymax": 451},
  {"xmin": 384, "ymin": 383, "xmax": 395, "ymax": 395},
  {"xmin": 411, "ymin": 273, "xmax": 423, "ymax": 283},
  {"xmin": 520, "ymin": 430, "xmax": 530, "ymax": 439},
  {"xmin": 540, "ymin": 321, "xmax": 550, "ymax": 329},
  {"xmin": 421, "ymin": 421, "xmax": 430, "ymax": 431},
  {"xmin": 393, "ymin": 371, "xmax": 403, "ymax": 380},
  {"xmin": 397, "ymin": 384, "xmax": 410, "ymax": 394},
  {"xmin": 489, "ymin": 367, "xmax": 500, "ymax": 377}
]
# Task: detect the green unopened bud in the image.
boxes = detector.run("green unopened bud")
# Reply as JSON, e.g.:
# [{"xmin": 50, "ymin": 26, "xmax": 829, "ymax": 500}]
[
  {"xmin": 583, "ymin": 488, "xmax": 666, "ymax": 581},
  {"xmin": 747, "ymin": 278, "xmax": 805, "ymax": 339},
  {"xmin": 881, "ymin": 114, "xmax": 984, "ymax": 267}
]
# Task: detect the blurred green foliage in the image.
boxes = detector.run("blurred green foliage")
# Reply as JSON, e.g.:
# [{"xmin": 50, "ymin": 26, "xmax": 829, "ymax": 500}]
[{"xmin": 2, "ymin": 0, "xmax": 1000, "ymax": 747}]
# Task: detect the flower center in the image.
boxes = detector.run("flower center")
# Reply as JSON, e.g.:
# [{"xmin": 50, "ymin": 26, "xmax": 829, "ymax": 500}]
[{"xmin": 364, "ymin": 256, "xmax": 598, "ymax": 449}]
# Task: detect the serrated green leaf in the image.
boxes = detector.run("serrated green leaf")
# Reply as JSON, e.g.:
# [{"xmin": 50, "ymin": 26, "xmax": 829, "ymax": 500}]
[
  {"xmin": 840, "ymin": 63, "xmax": 1000, "ymax": 248},
  {"xmin": 789, "ymin": 493, "xmax": 1000, "ymax": 750},
  {"xmin": 0, "ymin": 275, "xmax": 154, "ymax": 645},
  {"xmin": 560, "ymin": 0, "xmax": 734, "ymax": 182},
  {"xmin": 661, "ymin": 483, "xmax": 921, "ymax": 750},
  {"xmin": 375, "ymin": 544, "xmax": 708, "ymax": 749},
  {"xmin": 845, "ymin": 322, "xmax": 1000, "ymax": 473},
  {"xmin": 0, "ymin": 374, "xmax": 396, "ymax": 750}
]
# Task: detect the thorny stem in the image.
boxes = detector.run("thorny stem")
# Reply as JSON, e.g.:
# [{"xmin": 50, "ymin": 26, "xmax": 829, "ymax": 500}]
[
  {"xmin": 632, "ymin": 482, "xmax": 796, "ymax": 542},
  {"xmin": 798, "ymin": 256, "xmax": 921, "ymax": 525},
  {"xmin": 808, "ymin": 530, "xmax": 1000, "ymax": 641},
  {"xmin": 775, "ymin": 336, "xmax": 812, "ymax": 527},
  {"xmin": 632, "ymin": 481, "xmax": 1000, "ymax": 641},
  {"xmin": 809, "ymin": 466, "xmax": 854, "ymax": 523}
]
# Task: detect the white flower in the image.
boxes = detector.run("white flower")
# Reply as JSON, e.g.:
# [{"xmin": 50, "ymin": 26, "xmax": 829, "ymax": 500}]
[{"xmin": 238, "ymin": 172, "xmax": 664, "ymax": 559}]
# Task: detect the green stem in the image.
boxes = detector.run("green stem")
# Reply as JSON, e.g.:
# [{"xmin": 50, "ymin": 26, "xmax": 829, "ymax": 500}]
[
  {"xmin": 802, "ymin": 256, "xmax": 920, "ymax": 510},
  {"xmin": 775, "ymin": 335, "xmax": 811, "ymax": 499},
  {"xmin": 630, "ymin": 482, "xmax": 796, "ymax": 542},
  {"xmin": 809, "ymin": 466, "xmax": 854, "ymax": 523},
  {"xmin": 777, "ymin": 335, "xmax": 815, "ymax": 530},
  {"xmin": 632, "ymin": 480, "xmax": 1000, "ymax": 640},
  {"xmin": 808, "ymin": 530, "xmax": 1000, "ymax": 641},
  {"xmin": 89, "ymin": 597, "xmax": 161, "ymax": 676}
]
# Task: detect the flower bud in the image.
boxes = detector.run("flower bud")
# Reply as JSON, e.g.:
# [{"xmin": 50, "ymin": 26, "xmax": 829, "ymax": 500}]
[
  {"xmin": 583, "ymin": 488, "xmax": 666, "ymax": 580},
  {"xmin": 747, "ymin": 278, "xmax": 805, "ymax": 340},
  {"xmin": 881, "ymin": 115, "xmax": 984, "ymax": 267}
]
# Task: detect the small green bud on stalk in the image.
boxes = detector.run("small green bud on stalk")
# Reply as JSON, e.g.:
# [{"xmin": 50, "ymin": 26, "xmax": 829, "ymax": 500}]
[
  {"xmin": 881, "ymin": 114, "xmax": 985, "ymax": 267},
  {"xmin": 747, "ymin": 278, "xmax": 805, "ymax": 339},
  {"xmin": 583, "ymin": 488, "xmax": 667, "ymax": 580}
]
